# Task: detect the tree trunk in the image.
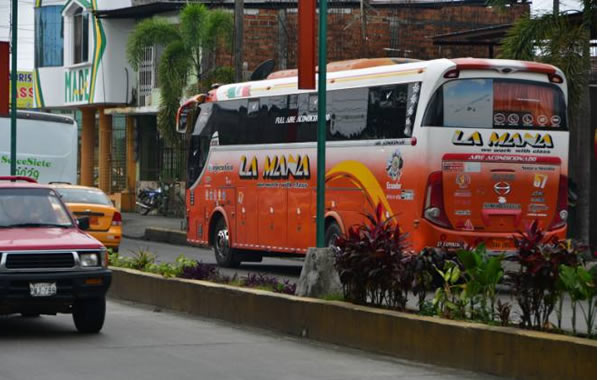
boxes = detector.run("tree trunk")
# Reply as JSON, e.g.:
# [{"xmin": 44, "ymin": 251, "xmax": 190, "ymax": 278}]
[
  {"xmin": 574, "ymin": 28, "xmax": 591, "ymax": 245},
  {"xmin": 234, "ymin": 0, "xmax": 244, "ymax": 82}
]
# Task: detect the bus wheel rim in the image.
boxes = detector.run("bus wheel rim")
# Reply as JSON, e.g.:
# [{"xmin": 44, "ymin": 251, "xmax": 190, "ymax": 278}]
[{"xmin": 216, "ymin": 229, "xmax": 229, "ymax": 258}]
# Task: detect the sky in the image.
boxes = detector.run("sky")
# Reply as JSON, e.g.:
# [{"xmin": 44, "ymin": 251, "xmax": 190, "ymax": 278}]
[{"xmin": 0, "ymin": 0, "xmax": 585, "ymax": 71}]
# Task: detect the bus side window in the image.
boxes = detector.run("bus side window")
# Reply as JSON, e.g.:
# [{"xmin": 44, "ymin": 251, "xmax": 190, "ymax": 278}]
[
  {"xmin": 366, "ymin": 83, "xmax": 418, "ymax": 139},
  {"xmin": 264, "ymin": 96, "xmax": 287, "ymax": 144},
  {"xmin": 296, "ymin": 93, "xmax": 318, "ymax": 143},
  {"xmin": 327, "ymin": 87, "xmax": 369, "ymax": 140},
  {"xmin": 216, "ymin": 100, "xmax": 244, "ymax": 144}
]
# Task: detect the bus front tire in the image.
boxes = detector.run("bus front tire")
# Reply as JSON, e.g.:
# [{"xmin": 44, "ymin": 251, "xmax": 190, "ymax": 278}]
[{"xmin": 213, "ymin": 217, "xmax": 240, "ymax": 268}]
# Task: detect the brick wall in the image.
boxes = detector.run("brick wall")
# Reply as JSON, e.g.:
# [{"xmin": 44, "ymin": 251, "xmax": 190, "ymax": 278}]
[{"xmin": 217, "ymin": 3, "xmax": 528, "ymax": 73}]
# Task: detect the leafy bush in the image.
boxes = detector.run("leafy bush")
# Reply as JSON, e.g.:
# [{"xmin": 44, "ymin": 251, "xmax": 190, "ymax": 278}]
[
  {"xmin": 241, "ymin": 273, "xmax": 297, "ymax": 295},
  {"xmin": 334, "ymin": 202, "xmax": 412, "ymax": 310},
  {"xmin": 432, "ymin": 261, "xmax": 467, "ymax": 319},
  {"xmin": 412, "ymin": 248, "xmax": 456, "ymax": 312},
  {"xmin": 108, "ymin": 249, "xmax": 156, "ymax": 270},
  {"xmin": 457, "ymin": 244, "xmax": 504, "ymax": 322},
  {"xmin": 559, "ymin": 263, "xmax": 596, "ymax": 337},
  {"xmin": 508, "ymin": 220, "xmax": 581, "ymax": 330},
  {"xmin": 180, "ymin": 261, "xmax": 222, "ymax": 281}
]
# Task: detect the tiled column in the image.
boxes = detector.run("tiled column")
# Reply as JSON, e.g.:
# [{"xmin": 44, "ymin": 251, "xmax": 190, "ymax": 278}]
[
  {"xmin": 126, "ymin": 116, "xmax": 136, "ymax": 193},
  {"xmin": 80, "ymin": 107, "xmax": 95, "ymax": 186},
  {"xmin": 121, "ymin": 115, "xmax": 137, "ymax": 211},
  {"xmin": 98, "ymin": 108, "xmax": 112, "ymax": 193}
]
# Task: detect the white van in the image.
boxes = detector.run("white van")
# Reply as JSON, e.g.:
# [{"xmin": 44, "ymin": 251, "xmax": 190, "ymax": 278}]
[{"xmin": 0, "ymin": 111, "xmax": 77, "ymax": 184}]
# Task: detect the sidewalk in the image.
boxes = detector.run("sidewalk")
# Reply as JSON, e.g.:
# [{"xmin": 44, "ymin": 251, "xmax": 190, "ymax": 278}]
[{"xmin": 122, "ymin": 212, "xmax": 185, "ymax": 240}]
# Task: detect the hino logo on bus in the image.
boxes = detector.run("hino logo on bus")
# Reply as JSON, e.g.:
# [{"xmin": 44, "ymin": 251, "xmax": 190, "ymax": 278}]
[
  {"xmin": 452, "ymin": 130, "xmax": 554, "ymax": 148},
  {"xmin": 493, "ymin": 181, "xmax": 511, "ymax": 196},
  {"xmin": 239, "ymin": 154, "xmax": 311, "ymax": 180}
]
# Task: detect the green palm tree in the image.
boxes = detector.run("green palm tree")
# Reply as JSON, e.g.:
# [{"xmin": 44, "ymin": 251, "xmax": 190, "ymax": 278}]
[
  {"xmin": 127, "ymin": 3, "xmax": 234, "ymax": 145},
  {"xmin": 498, "ymin": 1, "xmax": 596, "ymax": 245}
]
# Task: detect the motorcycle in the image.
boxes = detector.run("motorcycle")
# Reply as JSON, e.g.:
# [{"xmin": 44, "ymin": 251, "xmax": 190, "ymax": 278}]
[{"xmin": 136, "ymin": 184, "xmax": 168, "ymax": 215}]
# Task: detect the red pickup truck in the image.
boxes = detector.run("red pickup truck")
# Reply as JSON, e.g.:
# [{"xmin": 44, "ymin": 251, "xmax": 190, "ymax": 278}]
[{"xmin": 0, "ymin": 177, "xmax": 111, "ymax": 333}]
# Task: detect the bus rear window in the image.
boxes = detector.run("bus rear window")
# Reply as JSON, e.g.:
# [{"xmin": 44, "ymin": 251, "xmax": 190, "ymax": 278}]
[{"xmin": 423, "ymin": 79, "xmax": 567, "ymax": 130}]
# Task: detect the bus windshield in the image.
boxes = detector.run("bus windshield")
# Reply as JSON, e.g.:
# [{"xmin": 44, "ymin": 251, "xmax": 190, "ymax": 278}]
[
  {"xmin": 187, "ymin": 103, "xmax": 214, "ymax": 188},
  {"xmin": 423, "ymin": 79, "xmax": 567, "ymax": 130}
]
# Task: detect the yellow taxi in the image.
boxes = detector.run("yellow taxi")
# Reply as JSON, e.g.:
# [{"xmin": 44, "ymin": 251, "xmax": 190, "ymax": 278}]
[{"xmin": 51, "ymin": 184, "xmax": 122, "ymax": 252}]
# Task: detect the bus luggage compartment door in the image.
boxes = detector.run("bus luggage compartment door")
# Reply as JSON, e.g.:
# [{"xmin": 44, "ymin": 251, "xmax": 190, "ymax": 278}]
[{"xmin": 257, "ymin": 188, "xmax": 287, "ymax": 249}]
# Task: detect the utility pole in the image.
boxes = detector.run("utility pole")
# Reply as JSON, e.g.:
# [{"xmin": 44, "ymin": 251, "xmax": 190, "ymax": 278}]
[
  {"xmin": 10, "ymin": 0, "xmax": 18, "ymax": 176},
  {"xmin": 234, "ymin": 0, "xmax": 244, "ymax": 82},
  {"xmin": 316, "ymin": 0, "xmax": 327, "ymax": 247},
  {"xmin": 553, "ymin": 0, "xmax": 559, "ymax": 16}
]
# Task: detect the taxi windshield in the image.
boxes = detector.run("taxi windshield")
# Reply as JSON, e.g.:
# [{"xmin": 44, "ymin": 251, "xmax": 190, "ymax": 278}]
[
  {"xmin": 0, "ymin": 188, "xmax": 73, "ymax": 228},
  {"xmin": 55, "ymin": 187, "xmax": 113, "ymax": 206}
]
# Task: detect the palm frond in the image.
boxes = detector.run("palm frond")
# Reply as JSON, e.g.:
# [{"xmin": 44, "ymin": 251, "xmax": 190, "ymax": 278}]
[
  {"xmin": 499, "ymin": 13, "xmax": 557, "ymax": 60},
  {"xmin": 157, "ymin": 40, "xmax": 191, "ymax": 145},
  {"xmin": 180, "ymin": 3, "xmax": 209, "ymax": 51},
  {"xmin": 202, "ymin": 10, "xmax": 234, "ymax": 52},
  {"xmin": 126, "ymin": 18, "xmax": 181, "ymax": 70}
]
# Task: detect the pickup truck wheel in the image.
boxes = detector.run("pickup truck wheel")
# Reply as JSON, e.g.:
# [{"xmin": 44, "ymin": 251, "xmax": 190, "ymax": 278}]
[{"xmin": 73, "ymin": 297, "xmax": 106, "ymax": 334}]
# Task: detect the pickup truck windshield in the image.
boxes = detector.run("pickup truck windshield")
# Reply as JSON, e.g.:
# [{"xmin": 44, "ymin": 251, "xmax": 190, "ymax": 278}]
[{"xmin": 0, "ymin": 188, "xmax": 73, "ymax": 228}]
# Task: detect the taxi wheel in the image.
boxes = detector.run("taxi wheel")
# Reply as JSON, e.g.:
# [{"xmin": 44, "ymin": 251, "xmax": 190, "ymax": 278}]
[
  {"xmin": 73, "ymin": 297, "xmax": 106, "ymax": 334},
  {"xmin": 213, "ymin": 217, "xmax": 240, "ymax": 268}
]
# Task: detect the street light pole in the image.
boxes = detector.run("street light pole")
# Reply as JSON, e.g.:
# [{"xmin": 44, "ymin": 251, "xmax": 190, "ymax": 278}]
[
  {"xmin": 10, "ymin": 0, "xmax": 18, "ymax": 176},
  {"xmin": 316, "ymin": 0, "xmax": 327, "ymax": 247}
]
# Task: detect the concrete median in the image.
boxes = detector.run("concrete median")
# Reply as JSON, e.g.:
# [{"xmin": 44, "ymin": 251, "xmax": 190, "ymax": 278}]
[
  {"xmin": 143, "ymin": 227, "xmax": 188, "ymax": 246},
  {"xmin": 108, "ymin": 267, "xmax": 596, "ymax": 380}
]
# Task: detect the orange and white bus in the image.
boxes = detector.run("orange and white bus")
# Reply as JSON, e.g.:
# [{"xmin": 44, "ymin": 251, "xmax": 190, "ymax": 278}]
[{"xmin": 177, "ymin": 57, "xmax": 569, "ymax": 267}]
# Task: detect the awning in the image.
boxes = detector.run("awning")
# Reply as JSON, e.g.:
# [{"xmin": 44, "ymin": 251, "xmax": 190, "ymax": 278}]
[{"xmin": 103, "ymin": 106, "xmax": 158, "ymax": 116}]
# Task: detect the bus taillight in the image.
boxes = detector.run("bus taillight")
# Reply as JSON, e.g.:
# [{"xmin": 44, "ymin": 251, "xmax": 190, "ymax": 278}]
[
  {"xmin": 423, "ymin": 171, "xmax": 452, "ymax": 229},
  {"xmin": 549, "ymin": 175, "xmax": 569, "ymax": 230}
]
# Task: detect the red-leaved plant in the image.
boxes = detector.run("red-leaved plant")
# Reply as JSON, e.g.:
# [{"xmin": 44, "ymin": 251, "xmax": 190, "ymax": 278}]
[
  {"xmin": 334, "ymin": 202, "xmax": 413, "ymax": 310},
  {"xmin": 509, "ymin": 220, "xmax": 582, "ymax": 329}
]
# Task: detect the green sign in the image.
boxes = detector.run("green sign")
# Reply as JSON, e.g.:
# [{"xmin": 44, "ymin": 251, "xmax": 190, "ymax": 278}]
[{"xmin": 65, "ymin": 66, "xmax": 91, "ymax": 103}]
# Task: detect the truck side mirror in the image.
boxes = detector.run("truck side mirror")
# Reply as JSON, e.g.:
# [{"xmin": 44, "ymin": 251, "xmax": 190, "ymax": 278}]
[{"xmin": 77, "ymin": 216, "xmax": 90, "ymax": 230}]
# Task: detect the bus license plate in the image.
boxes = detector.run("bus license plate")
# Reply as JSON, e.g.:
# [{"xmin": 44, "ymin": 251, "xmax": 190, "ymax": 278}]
[
  {"xmin": 488, "ymin": 239, "xmax": 514, "ymax": 251},
  {"xmin": 30, "ymin": 282, "xmax": 57, "ymax": 297}
]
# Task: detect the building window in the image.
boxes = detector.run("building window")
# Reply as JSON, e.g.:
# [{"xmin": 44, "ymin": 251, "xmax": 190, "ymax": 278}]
[
  {"xmin": 73, "ymin": 7, "xmax": 89, "ymax": 64},
  {"xmin": 34, "ymin": 6, "xmax": 64, "ymax": 67}
]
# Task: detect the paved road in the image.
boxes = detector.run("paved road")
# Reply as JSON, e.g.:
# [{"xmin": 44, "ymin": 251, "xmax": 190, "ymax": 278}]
[
  {"xmin": 0, "ymin": 299, "xmax": 506, "ymax": 380},
  {"xmin": 120, "ymin": 237, "xmax": 304, "ymax": 282}
]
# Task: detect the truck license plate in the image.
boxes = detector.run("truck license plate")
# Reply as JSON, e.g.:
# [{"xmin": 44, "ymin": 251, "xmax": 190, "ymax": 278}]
[{"xmin": 30, "ymin": 282, "xmax": 57, "ymax": 297}]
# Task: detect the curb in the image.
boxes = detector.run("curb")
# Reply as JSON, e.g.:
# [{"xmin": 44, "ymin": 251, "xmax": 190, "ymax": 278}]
[
  {"xmin": 123, "ymin": 227, "xmax": 189, "ymax": 246},
  {"xmin": 107, "ymin": 267, "xmax": 596, "ymax": 380},
  {"xmin": 144, "ymin": 227, "xmax": 188, "ymax": 246}
]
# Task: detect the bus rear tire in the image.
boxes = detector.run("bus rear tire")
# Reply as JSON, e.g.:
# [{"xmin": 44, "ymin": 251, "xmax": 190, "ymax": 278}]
[
  {"xmin": 325, "ymin": 222, "xmax": 342, "ymax": 249},
  {"xmin": 213, "ymin": 217, "xmax": 240, "ymax": 268}
]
